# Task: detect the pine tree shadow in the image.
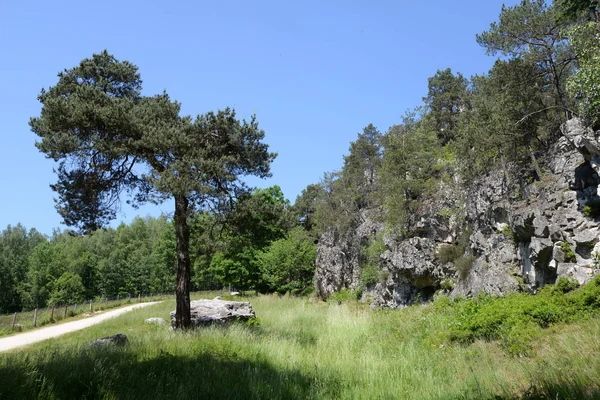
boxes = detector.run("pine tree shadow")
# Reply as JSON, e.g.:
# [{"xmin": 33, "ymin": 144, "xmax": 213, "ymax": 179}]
[{"xmin": 0, "ymin": 345, "xmax": 341, "ymax": 399}]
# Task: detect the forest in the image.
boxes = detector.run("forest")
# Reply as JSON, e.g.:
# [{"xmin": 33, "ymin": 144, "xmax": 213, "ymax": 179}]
[{"xmin": 1, "ymin": 0, "xmax": 599, "ymax": 316}]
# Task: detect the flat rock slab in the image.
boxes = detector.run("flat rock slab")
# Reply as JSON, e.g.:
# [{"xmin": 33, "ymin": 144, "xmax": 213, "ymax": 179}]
[{"xmin": 170, "ymin": 298, "xmax": 255, "ymax": 328}]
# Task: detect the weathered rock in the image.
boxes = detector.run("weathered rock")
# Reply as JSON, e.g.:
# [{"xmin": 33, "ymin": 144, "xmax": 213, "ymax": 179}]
[
  {"xmin": 314, "ymin": 209, "xmax": 383, "ymax": 299},
  {"xmin": 92, "ymin": 333, "xmax": 128, "ymax": 348},
  {"xmin": 452, "ymin": 258, "xmax": 521, "ymax": 298},
  {"xmin": 557, "ymin": 263, "xmax": 596, "ymax": 285},
  {"xmin": 314, "ymin": 118, "xmax": 600, "ymax": 308},
  {"xmin": 169, "ymin": 299, "xmax": 255, "ymax": 328},
  {"xmin": 145, "ymin": 317, "xmax": 167, "ymax": 325}
]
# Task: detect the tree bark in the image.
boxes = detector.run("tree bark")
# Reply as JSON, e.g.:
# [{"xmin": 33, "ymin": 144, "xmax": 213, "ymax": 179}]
[{"xmin": 174, "ymin": 194, "xmax": 191, "ymax": 329}]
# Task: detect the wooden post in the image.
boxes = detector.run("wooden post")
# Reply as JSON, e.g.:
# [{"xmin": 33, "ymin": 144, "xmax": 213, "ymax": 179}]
[
  {"xmin": 64, "ymin": 305, "xmax": 68, "ymax": 319},
  {"xmin": 138, "ymin": 294, "xmax": 141, "ymax": 303},
  {"xmin": 33, "ymin": 308, "xmax": 38, "ymax": 327},
  {"xmin": 11, "ymin": 312, "xmax": 17, "ymax": 329},
  {"xmin": 50, "ymin": 305, "xmax": 55, "ymax": 321},
  {"xmin": 90, "ymin": 300, "xmax": 93, "ymax": 313}
]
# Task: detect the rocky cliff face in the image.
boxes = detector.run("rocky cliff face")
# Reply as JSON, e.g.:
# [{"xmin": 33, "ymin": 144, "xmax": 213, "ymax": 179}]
[{"xmin": 315, "ymin": 119, "xmax": 600, "ymax": 307}]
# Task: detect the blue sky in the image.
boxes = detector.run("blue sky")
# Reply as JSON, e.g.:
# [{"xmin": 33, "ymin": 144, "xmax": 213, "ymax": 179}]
[{"xmin": 0, "ymin": 0, "xmax": 519, "ymax": 235}]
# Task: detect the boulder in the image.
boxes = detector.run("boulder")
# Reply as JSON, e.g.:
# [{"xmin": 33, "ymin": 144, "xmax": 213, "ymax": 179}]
[
  {"xmin": 169, "ymin": 299, "xmax": 255, "ymax": 328},
  {"xmin": 145, "ymin": 317, "xmax": 167, "ymax": 325},
  {"xmin": 92, "ymin": 333, "xmax": 128, "ymax": 348}
]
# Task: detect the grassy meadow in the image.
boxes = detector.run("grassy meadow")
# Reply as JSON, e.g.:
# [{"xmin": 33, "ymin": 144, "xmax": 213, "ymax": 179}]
[{"xmin": 1, "ymin": 287, "xmax": 599, "ymax": 399}]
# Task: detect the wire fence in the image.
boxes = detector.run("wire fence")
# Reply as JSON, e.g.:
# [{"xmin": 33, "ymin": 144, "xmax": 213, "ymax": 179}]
[{"xmin": 0, "ymin": 293, "xmax": 175, "ymax": 336}]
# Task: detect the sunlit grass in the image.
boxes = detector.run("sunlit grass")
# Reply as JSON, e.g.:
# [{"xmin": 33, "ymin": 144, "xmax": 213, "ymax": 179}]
[{"xmin": 1, "ymin": 292, "xmax": 599, "ymax": 399}]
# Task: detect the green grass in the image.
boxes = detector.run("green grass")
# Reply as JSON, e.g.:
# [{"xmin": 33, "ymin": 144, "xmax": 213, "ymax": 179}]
[{"xmin": 1, "ymin": 287, "xmax": 600, "ymax": 399}]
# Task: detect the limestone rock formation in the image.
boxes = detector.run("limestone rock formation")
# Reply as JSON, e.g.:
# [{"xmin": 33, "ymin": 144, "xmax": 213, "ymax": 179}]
[
  {"xmin": 169, "ymin": 298, "xmax": 255, "ymax": 328},
  {"xmin": 315, "ymin": 118, "xmax": 600, "ymax": 308}
]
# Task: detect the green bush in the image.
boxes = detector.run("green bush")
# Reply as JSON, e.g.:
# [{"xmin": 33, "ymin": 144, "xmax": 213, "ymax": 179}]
[
  {"xmin": 328, "ymin": 289, "xmax": 357, "ymax": 304},
  {"xmin": 559, "ymin": 242, "xmax": 577, "ymax": 262},
  {"xmin": 446, "ymin": 275, "xmax": 600, "ymax": 355},
  {"xmin": 257, "ymin": 227, "xmax": 317, "ymax": 294},
  {"xmin": 360, "ymin": 234, "xmax": 386, "ymax": 287},
  {"xmin": 582, "ymin": 199, "xmax": 600, "ymax": 218},
  {"xmin": 437, "ymin": 244, "xmax": 464, "ymax": 264},
  {"xmin": 455, "ymin": 255, "xmax": 475, "ymax": 280},
  {"xmin": 552, "ymin": 276, "xmax": 579, "ymax": 294},
  {"xmin": 361, "ymin": 264, "xmax": 380, "ymax": 287}
]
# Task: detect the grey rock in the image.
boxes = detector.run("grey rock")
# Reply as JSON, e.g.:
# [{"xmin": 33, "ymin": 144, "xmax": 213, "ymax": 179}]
[
  {"xmin": 557, "ymin": 263, "xmax": 596, "ymax": 285},
  {"xmin": 145, "ymin": 317, "xmax": 167, "ymax": 325},
  {"xmin": 313, "ymin": 118, "xmax": 600, "ymax": 307},
  {"xmin": 452, "ymin": 258, "xmax": 521, "ymax": 298},
  {"xmin": 92, "ymin": 333, "xmax": 128, "ymax": 348},
  {"xmin": 170, "ymin": 299, "xmax": 255, "ymax": 328}
]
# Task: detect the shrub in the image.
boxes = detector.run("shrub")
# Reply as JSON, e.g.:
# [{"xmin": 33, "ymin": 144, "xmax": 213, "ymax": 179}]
[
  {"xmin": 552, "ymin": 277, "xmax": 579, "ymax": 294},
  {"xmin": 361, "ymin": 264, "xmax": 380, "ymax": 287},
  {"xmin": 438, "ymin": 244, "xmax": 464, "ymax": 264},
  {"xmin": 559, "ymin": 242, "xmax": 576, "ymax": 262},
  {"xmin": 582, "ymin": 199, "xmax": 600, "ymax": 218},
  {"xmin": 440, "ymin": 279, "xmax": 454, "ymax": 291},
  {"xmin": 446, "ymin": 275, "xmax": 600, "ymax": 355},
  {"xmin": 455, "ymin": 255, "xmax": 475, "ymax": 280},
  {"xmin": 328, "ymin": 289, "xmax": 357, "ymax": 304}
]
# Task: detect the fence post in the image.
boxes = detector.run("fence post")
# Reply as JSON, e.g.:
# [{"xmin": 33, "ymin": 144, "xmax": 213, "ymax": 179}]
[
  {"xmin": 50, "ymin": 305, "xmax": 55, "ymax": 321},
  {"xmin": 64, "ymin": 305, "xmax": 68, "ymax": 319},
  {"xmin": 33, "ymin": 308, "xmax": 38, "ymax": 327},
  {"xmin": 105, "ymin": 297, "xmax": 108, "ymax": 307},
  {"xmin": 138, "ymin": 294, "xmax": 141, "ymax": 303},
  {"xmin": 11, "ymin": 312, "xmax": 17, "ymax": 329},
  {"xmin": 90, "ymin": 300, "xmax": 93, "ymax": 313}
]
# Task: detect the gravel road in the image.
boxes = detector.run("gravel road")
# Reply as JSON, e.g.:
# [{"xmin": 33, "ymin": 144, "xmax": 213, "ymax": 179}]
[{"xmin": 0, "ymin": 301, "xmax": 162, "ymax": 352}]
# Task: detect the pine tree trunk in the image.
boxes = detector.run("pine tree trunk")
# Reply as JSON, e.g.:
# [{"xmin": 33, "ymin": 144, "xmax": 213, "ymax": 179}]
[{"xmin": 174, "ymin": 194, "xmax": 191, "ymax": 329}]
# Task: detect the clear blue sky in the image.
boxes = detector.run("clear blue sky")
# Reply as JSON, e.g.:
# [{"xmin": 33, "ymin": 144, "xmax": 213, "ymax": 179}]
[{"xmin": 0, "ymin": 0, "xmax": 519, "ymax": 235}]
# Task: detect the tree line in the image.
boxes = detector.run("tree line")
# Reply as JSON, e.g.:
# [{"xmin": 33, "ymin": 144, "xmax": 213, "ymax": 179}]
[{"xmin": 0, "ymin": 185, "xmax": 317, "ymax": 314}]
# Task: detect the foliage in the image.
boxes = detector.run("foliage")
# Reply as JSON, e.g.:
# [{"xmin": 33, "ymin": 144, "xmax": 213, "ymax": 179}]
[
  {"xmin": 551, "ymin": 276, "xmax": 580, "ymax": 293},
  {"xmin": 476, "ymin": 0, "xmax": 574, "ymax": 109},
  {"xmin": 291, "ymin": 183, "xmax": 326, "ymax": 236},
  {"xmin": 447, "ymin": 275, "xmax": 600, "ymax": 355},
  {"xmin": 559, "ymin": 241, "xmax": 577, "ymax": 262},
  {"xmin": 48, "ymin": 272, "xmax": 85, "ymax": 306},
  {"xmin": 380, "ymin": 112, "xmax": 440, "ymax": 232},
  {"xmin": 359, "ymin": 234, "xmax": 386, "ymax": 287},
  {"xmin": 582, "ymin": 199, "xmax": 600, "ymax": 217},
  {"xmin": 0, "ymin": 225, "xmax": 45, "ymax": 313},
  {"xmin": 257, "ymin": 227, "xmax": 317, "ymax": 294},
  {"xmin": 327, "ymin": 289, "xmax": 358, "ymax": 304},
  {"xmin": 30, "ymin": 50, "xmax": 275, "ymax": 328},
  {"xmin": 455, "ymin": 255, "xmax": 476, "ymax": 280},
  {"xmin": 437, "ymin": 243, "xmax": 464, "ymax": 264},
  {"xmin": 423, "ymin": 68, "xmax": 469, "ymax": 145},
  {"xmin": 566, "ymin": 22, "xmax": 600, "ymax": 126}
]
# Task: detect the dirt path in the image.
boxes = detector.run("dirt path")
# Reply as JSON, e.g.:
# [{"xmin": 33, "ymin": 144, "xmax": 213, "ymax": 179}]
[{"xmin": 0, "ymin": 302, "xmax": 162, "ymax": 352}]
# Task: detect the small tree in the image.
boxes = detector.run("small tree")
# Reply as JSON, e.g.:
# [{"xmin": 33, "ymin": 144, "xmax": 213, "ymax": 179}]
[
  {"xmin": 48, "ymin": 272, "xmax": 85, "ymax": 306},
  {"xmin": 30, "ymin": 51, "xmax": 275, "ymax": 328}
]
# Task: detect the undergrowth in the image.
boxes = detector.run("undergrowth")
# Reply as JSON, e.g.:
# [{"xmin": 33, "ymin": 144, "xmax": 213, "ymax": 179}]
[{"xmin": 1, "ymin": 279, "xmax": 600, "ymax": 399}]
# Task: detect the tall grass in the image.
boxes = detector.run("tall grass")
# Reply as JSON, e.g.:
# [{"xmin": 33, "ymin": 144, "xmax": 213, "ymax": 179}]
[{"xmin": 0, "ymin": 291, "xmax": 599, "ymax": 399}]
